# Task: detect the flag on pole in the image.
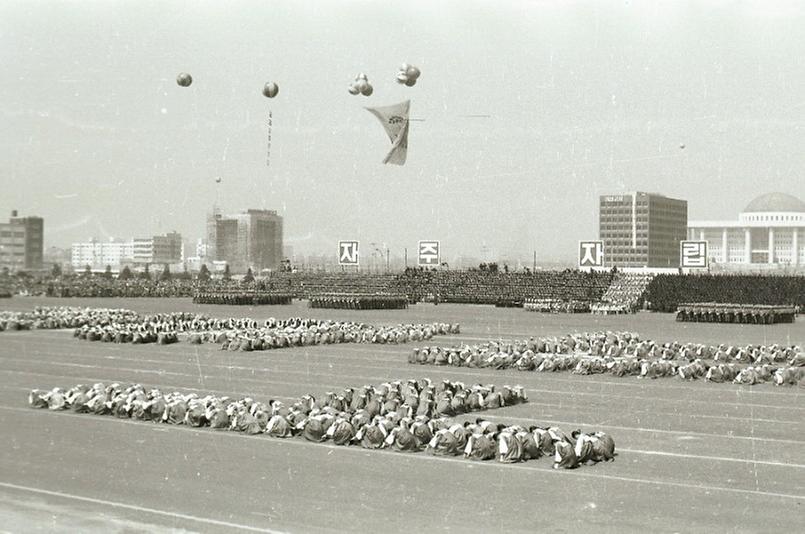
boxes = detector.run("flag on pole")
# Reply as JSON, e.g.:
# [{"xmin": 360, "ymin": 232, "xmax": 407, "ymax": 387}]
[{"xmin": 365, "ymin": 100, "xmax": 410, "ymax": 165}]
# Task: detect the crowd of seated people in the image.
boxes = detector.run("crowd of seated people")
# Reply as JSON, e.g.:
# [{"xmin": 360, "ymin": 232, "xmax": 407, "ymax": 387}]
[
  {"xmin": 409, "ymin": 331, "xmax": 805, "ymax": 387},
  {"xmin": 644, "ymin": 274, "xmax": 805, "ymax": 312},
  {"xmin": 390, "ymin": 269, "xmax": 613, "ymax": 305},
  {"xmin": 592, "ymin": 272, "xmax": 654, "ymax": 314},
  {"xmin": 523, "ymin": 298, "xmax": 590, "ymax": 313},
  {"xmin": 28, "ymin": 378, "xmax": 614, "ymax": 468}
]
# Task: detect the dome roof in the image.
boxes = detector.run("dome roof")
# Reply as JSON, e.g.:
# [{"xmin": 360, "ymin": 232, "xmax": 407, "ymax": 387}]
[{"xmin": 743, "ymin": 192, "xmax": 805, "ymax": 213}]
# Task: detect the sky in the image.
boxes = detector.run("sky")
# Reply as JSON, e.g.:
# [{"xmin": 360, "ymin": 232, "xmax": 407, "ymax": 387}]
[{"xmin": 1, "ymin": 0, "xmax": 803, "ymax": 263}]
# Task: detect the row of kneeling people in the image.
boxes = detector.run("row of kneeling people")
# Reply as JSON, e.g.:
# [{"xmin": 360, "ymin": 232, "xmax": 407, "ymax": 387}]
[
  {"xmin": 73, "ymin": 319, "xmax": 459, "ymax": 348},
  {"xmin": 29, "ymin": 378, "xmax": 527, "ymax": 425},
  {"xmin": 1, "ymin": 306, "xmax": 140, "ymax": 332},
  {"xmin": 28, "ymin": 380, "xmax": 612, "ymax": 468},
  {"xmin": 410, "ymin": 333, "xmax": 802, "ymax": 367},
  {"xmin": 411, "ymin": 346, "xmax": 804, "ymax": 386}
]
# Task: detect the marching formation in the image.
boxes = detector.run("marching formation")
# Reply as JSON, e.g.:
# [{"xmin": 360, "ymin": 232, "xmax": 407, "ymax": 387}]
[
  {"xmin": 308, "ymin": 294, "xmax": 409, "ymax": 310},
  {"xmin": 409, "ymin": 331, "xmax": 805, "ymax": 387},
  {"xmin": 192, "ymin": 292, "xmax": 293, "ymax": 305},
  {"xmin": 28, "ymin": 378, "xmax": 613, "ymax": 469}
]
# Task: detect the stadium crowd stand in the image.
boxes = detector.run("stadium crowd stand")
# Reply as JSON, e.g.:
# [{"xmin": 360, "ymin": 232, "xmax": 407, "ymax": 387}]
[
  {"xmin": 644, "ymin": 274, "xmax": 805, "ymax": 312},
  {"xmin": 389, "ymin": 270, "xmax": 613, "ymax": 305},
  {"xmin": 592, "ymin": 272, "xmax": 655, "ymax": 314},
  {"xmin": 7, "ymin": 271, "xmax": 805, "ymax": 316}
]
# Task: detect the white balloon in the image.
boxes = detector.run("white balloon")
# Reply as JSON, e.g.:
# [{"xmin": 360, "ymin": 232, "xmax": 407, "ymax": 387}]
[
  {"xmin": 400, "ymin": 63, "xmax": 411, "ymax": 73},
  {"xmin": 348, "ymin": 84, "xmax": 360, "ymax": 95},
  {"xmin": 355, "ymin": 79, "xmax": 369, "ymax": 92},
  {"xmin": 396, "ymin": 72, "xmax": 409, "ymax": 84},
  {"xmin": 357, "ymin": 72, "xmax": 368, "ymax": 81}
]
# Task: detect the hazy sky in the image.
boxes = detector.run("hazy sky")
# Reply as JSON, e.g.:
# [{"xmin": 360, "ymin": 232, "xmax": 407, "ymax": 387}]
[{"xmin": 1, "ymin": 0, "xmax": 803, "ymax": 262}]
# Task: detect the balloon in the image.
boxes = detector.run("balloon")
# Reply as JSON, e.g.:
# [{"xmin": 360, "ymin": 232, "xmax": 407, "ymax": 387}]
[
  {"xmin": 680, "ymin": 144, "xmax": 686, "ymax": 149},
  {"xmin": 396, "ymin": 72, "xmax": 409, "ymax": 84},
  {"xmin": 355, "ymin": 79, "xmax": 369, "ymax": 93},
  {"xmin": 405, "ymin": 77, "xmax": 416, "ymax": 87},
  {"xmin": 361, "ymin": 83, "xmax": 373, "ymax": 96},
  {"xmin": 357, "ymin": 72, "xmax": 368, "ymax": 81},
  {"xmin": 215, "ymin": 177, "xmax": 222, "ymax": 183},
  {"xmin": 348, "ymin": 84, "xmax": 360, "ymax": 95},
  {"xmin": 262, "ymin": 82, "xmax": 279, "ymax": 98},
  {"xmin": 176, "ymin": 72, "xmax": 193, "ymax": 87},
  {"xmin": 400, "ymin": 63, "xmax": 411, "ymax": 73},
  {"xmin": 406, "ymin": 66, "xmax": 421, "ymax": 79}
]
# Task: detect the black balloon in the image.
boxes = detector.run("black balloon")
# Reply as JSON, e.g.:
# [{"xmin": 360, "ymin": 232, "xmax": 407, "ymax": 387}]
[{"xmin": 176, "ymin": 72, "xmax": 193, "ymax": 87}]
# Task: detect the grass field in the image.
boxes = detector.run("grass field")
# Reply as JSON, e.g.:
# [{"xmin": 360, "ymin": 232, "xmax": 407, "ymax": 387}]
[{"xmin": 1, "ymin": 297, "xmax": 803, "ymax": 533}]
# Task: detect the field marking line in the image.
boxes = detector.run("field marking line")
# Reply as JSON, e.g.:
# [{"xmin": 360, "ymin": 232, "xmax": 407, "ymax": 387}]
[
  {"xmin": 3, "ymin": 405, "xmax": 805, "ymax": 469},
  {"xmin": 617, "ymin": 448, "xmax": 805, "ymax": 469},
  {"xmin": 0, "ymin": 481, "xmax": 285, "ymax": 533},
  {"xmin": 2, "ymin": 408, "xmax": 804, "ymax": 502}
]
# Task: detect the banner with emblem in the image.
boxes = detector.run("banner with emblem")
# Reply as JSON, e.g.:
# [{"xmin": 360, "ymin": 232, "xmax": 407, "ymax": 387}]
[{"xmin": 366, "ymin": 100, "xmax": 410, "ymax": 165}]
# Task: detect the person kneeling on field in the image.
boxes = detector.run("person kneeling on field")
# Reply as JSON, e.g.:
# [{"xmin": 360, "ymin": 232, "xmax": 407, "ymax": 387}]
[{"xmin": 553, "ymin": 439, "xmax": 579, "ymax": 469}]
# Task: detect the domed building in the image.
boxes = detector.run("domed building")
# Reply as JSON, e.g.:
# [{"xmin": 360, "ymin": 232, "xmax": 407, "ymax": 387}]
[{"xmin": 688, "ymin": 193, "xmax": 805, "ymax": 270}]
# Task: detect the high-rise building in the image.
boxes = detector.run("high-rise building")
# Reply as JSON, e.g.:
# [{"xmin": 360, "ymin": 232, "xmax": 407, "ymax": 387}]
[
  {"xmin": 599, "ymin": 192, "xmax": 688, "ymax": 268},
  {"xmin": 688, "ymin": 192, "xmax": 805, "ymax": 271},
  {"xmin": 72, "ymin": 232, "xmax": 183, "ymax": 271},
  {"xmin": 151, "ymin": 232, "xmax": 183, "ymax": 265},
  {"xmin": 206, "ymin": 208, "xmax": 283, "ymax": 273},
  {"xmin": 71, "ymin": 239, "xmax": 134, "ymax": 271},
  {"xmin": 0, "ymin": 211, "xmax": 43, "ymax": 272}
]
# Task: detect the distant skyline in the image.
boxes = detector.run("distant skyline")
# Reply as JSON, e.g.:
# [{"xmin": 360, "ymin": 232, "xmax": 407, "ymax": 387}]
[{"xmin": 2, "ymin": 0, "xmax": 803, "ymax": 262}]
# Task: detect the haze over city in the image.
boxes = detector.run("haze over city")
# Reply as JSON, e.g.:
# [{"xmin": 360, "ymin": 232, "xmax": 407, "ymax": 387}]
[{"xmin": 1, "ymin": 0, "xmax": 803, "ymax": 263}]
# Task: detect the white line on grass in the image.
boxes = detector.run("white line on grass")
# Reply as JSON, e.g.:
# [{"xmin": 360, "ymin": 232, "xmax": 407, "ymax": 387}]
[
  {"xmin": 0, "ymin": 481, "xmax": 285, "ymax": 533},
  {"xmin": 2, "ymin": 408, "xmax": 803, "ymax": 502}
]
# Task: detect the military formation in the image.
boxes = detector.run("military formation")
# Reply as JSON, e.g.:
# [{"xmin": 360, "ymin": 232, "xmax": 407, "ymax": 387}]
[
  {"xmin": 409, "ymin": 331, "xmax": 805, "ymax": 387},
  {"xmin": 192, "ymin": 292, "xmax": 293, "ymax": 305},
  {"xmin": 309, "ymin": 294, "xmax": 409, "ymax": 310},
  {"xmin": 28, "ymin": 378, "xmax": 614, "ymax": 468}
]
